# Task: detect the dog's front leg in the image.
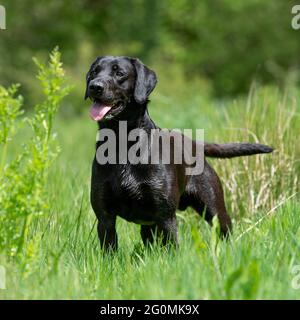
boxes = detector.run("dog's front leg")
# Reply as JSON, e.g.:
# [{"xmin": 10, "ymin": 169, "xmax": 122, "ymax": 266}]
[
  {"xmin": 158, "ymin": 216, "xmax": 178, "ymax": 247},
  {"xmin": 141, "ymin": 216, "xmax": 178, "ymax": 248},
  {"xmin": 97, "ymin": 215, "xmax": 118, "ymax": 252}
]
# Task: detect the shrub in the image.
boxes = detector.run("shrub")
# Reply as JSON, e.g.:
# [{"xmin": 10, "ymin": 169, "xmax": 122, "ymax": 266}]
[{"xmin": 0, "ymin": 48, "xmax": 71, "ymax": 260}]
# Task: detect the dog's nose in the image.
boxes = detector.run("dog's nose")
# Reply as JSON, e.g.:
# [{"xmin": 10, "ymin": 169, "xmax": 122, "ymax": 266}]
[{"xmin": 89, "ymin": 81, "xmax": 104, "ymax": 95}]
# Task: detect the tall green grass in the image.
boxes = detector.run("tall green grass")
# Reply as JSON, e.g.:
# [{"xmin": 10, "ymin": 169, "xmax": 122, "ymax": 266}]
[{"xmin": 0, "ymin": 52, "xmax": 299, "ymax": 299}]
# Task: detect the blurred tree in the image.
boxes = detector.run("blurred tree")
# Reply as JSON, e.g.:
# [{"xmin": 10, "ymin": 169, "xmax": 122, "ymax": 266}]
[
  {"xmin": 0, "ymin": 0, "xmax": 299, "ymax": 106},
  {"xmin": 161, "ymin": 0, "xmax": 300, "ymax": 96}
]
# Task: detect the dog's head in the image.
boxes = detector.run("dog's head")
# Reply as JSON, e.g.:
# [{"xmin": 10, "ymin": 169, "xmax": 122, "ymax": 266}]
[{"xmin": 85, "ymin": 56, "xmax": 157, "ymax": 122}]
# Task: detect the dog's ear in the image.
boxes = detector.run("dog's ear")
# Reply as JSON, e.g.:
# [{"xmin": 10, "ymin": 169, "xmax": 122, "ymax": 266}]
[
  {"xmin": 84, "ymin": 76, "xmax": 89, "ymax": 100},
  {"xmin": 84, "ymin": 81, "xmax": 89, "ymax": 100},
  {"xmin": 84, "ymin": 56, "xmax": 104, "ymax": 100},
  {"xmin": 131, "ymin": 58, "xmax": 157, "ymax": 104}
]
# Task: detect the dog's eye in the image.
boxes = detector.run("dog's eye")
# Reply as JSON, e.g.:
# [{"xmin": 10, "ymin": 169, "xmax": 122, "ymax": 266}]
[{"xmin": 116, "ymin": 71, "xmax": 124, "ymax": 77}]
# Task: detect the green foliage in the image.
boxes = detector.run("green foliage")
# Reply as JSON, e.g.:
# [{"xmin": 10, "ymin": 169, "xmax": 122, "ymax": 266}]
[
  {"xmin": 0, "ymin": 0, "xmax": 299, "ymax": 109},
  {"xmin": 225, "ymin": 260, "xmax": 260, "ymax": 299},
  {"xmin": 0, "ymin": 85, "xmax": 23, "ymax": 145},
  {"xmin": 0, "ymin": 48, "xmax": 71, "ymax": 260}
]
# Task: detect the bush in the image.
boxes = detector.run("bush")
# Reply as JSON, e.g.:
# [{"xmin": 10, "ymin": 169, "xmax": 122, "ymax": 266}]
[{"xmin": 0, "ymin": 48, "xmax": 71, "ymax": 261}]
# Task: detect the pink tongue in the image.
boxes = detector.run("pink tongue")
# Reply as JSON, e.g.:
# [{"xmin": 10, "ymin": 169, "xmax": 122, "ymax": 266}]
[{"xmin": 90, "ymin": 102, "xmax": 112, "ymax": 121}]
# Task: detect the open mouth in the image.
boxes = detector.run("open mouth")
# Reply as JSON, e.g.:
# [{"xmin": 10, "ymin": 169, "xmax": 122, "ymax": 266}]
[{"xmin": 89, "ymin": 99, "xmax": 125, "ymax": 121}]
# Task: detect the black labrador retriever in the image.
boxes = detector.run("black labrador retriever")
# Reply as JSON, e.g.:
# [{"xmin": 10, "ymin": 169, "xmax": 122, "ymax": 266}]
[{"xmin": 85, "ymin": 56, "xmax": 273, "ymax": 250}]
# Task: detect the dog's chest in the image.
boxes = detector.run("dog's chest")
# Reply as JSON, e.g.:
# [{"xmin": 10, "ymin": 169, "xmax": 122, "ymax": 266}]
[{"xmin": 102, "ymin": 165, "xmax": 169, "ymax": 222}]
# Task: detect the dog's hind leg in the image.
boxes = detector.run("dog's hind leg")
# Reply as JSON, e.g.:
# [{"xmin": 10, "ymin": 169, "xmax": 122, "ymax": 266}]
[{"xmin": 188, "ymin": 163, "xmax": 232, "ymax": 237}]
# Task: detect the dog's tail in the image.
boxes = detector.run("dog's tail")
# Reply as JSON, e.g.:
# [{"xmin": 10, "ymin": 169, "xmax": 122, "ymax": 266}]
[{"xmin": 204, "ymin": 142, "xmax": 273, "ymax": 158}]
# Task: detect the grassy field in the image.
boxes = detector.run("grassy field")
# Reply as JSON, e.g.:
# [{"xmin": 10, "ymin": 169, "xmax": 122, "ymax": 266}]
[{"xmin": 0, "ymin": 74, "xmax": 299, "ymax": 299}]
